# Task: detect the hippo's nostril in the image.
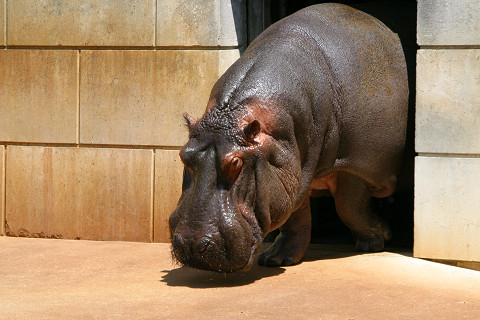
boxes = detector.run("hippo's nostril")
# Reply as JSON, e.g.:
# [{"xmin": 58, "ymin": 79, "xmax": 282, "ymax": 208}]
[
  {"xmin": 197, "ymin": 239, "xmax": 210, "ymax": 254},
  {"xmin": 173, "ymin": 233, "xmax": 185, "ymax": 249}
]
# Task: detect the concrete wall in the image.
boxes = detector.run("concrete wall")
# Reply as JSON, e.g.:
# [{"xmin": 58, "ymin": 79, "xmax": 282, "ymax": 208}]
[
  {"xmin": 415, "ymin": 0, "xmax": 480, "ymax": 263},
  {"xmin": 0, "ymin": 0, "xmax": 245, "ymax": 242}
]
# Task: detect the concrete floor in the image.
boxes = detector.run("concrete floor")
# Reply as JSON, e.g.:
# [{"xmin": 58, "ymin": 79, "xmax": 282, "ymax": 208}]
[{"xmin": 0, "ymin": 237, "xmax": 479, "ymax": 320}]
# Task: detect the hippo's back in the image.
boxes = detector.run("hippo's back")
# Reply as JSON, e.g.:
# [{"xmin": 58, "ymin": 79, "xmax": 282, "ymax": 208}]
[{"xmin": 280, "ymin": 4, "xmax": 409, "ymax": 197}]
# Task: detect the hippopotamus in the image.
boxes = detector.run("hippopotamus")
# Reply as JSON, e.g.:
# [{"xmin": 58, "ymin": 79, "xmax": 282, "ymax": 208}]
[{"xmin": 169, "ymin": 3, "xmax": 408, "ymax": 272}]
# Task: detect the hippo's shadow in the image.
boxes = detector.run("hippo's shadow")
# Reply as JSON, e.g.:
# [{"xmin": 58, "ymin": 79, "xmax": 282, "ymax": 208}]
[
  {"xmin": 160, "ymin": 244, "xmax": 411, "ymax": 288},
  {"xmin": 160, "ymin": 244, "xmax": 362, "ymax": 288},
  {"xmin": 160, "ymin": 264, "xmax": 285, "ymax": 288}
]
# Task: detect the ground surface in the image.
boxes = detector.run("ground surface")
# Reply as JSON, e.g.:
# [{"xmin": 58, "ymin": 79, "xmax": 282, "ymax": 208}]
[{"xmin": 0, "ymin": 237, "xmax": 479, "ymax": 320}]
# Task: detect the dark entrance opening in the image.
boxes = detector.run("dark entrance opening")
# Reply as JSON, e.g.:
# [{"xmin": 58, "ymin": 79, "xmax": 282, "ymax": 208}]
[{"xmin": 250, "ymin": 0, "xmax": 417, "ymax": 249}]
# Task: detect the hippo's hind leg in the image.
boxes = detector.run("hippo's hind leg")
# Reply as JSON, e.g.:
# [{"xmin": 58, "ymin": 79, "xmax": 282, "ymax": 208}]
[
  {"xmin": 333, "ymin": 172, "xmax": 392, "ymax": 252},
  {"xmin": 258, "ymin": 196, "xmax": 311, "ymax": 267}
]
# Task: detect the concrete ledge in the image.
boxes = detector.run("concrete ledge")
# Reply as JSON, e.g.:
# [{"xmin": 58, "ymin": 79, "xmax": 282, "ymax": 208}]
[
  {"xmin": 0, "ymin": 146, "xmax": 3, "ymax": 236},
  {"xmin": 0, "ymin": 50, "xmax": 77, "ymax": 144},
  {"xmin": 417, "ymin": 0, "xmax": 480, "ymax": 45},
  {"xmin": 79, "ymin": 50, "xmax": 240, "ymax": 147},
  {"xmin": 156, "ymin": 0, "xmax": 246, "ymax": 47},
  {"xmin": 154, "ymin": 149, "xmax": 183, "ymax": 243},
  {"xmin": 0, "ymin": 237, "xmax": 479, "ymax": 319},
  {"xmin": 0, "ymin": 0, "xmax": 4, "ymax": 46},
  {"xmin": 5, "ymin": 146, "xmax": 153, "ymax": 242},
  {"xmin": 7, "ymin": 0, "xmax": 155, "ymax": 46},
  {"xmin": 414, "ymin": 156, "xmax": 480, "ymax": 262},
  {"xmin": 416, "ymin": 49, "xmax": 480, "ymax": 154}
]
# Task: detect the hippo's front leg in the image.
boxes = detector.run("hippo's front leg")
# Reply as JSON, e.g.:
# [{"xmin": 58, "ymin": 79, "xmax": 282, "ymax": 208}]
[{"xmin": 258, "ymin": 197, "xmax": 311, "ymax": 267}]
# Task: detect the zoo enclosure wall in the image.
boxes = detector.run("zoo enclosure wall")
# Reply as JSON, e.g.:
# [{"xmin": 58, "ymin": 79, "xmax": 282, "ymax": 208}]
[
  {"xmin": 0, "ymin": 0, "xmax": 244, "ymax": 242},
  {"xmin": 414, "ymin": 0, "xmax": 480, "ymax": 264}
]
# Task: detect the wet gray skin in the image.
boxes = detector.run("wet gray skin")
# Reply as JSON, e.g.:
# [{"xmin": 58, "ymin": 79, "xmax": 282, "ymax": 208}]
[{"xmin": 169, "ymin": 4, "xmax": 409, "ymax": 273}]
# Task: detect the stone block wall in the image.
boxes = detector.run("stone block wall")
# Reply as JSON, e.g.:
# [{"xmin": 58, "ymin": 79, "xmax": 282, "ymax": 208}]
[
  {"xmin": 0, "ymin": 0, "xmax": 244, "ymax": 242},
  {"xmin": 415, "ymin": 0, "xmax": 480, "ymax": 263}
]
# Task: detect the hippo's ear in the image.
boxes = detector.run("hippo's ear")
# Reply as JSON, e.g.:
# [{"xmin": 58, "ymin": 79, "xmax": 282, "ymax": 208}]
[
  {"xmin": 243, "ymin": 120, "xmax": 261, "ymax": 143},
  {"xmin": 183, "ymin": 113, "xmax": 197, "ymax": 131}
]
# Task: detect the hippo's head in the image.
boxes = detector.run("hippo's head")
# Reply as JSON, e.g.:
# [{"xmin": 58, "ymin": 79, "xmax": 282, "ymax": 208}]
[{"xmin": 169, "ymin": 100, "xmax": 302, "ymax": 272}]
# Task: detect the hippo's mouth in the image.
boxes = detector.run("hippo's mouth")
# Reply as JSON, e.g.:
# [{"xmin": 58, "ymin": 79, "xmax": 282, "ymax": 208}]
[
  {"xmin": 236, "ymin": 205, "xmax": 263, "ymax": 272},
  {"xmin": 240, "ymin": 232, "xmax": 264, "ymax": 272}
]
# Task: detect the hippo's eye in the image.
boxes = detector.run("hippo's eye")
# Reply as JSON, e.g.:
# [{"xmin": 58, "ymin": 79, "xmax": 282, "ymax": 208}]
[
  {"xmin": 230, "ymin": 157, "xmax": 243, "ymax": 170},
  {"xmin": 222, "ymin": 155, "xmax": 243, "ymax": 185}
]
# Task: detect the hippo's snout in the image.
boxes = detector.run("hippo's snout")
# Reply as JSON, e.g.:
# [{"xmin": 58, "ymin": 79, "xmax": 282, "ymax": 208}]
[
  {"xmin": 171, "ymin": 227, "xmax": 239, "ymax": 272},
  {"xmin": 170, "ymin": 203, "xmax": 261, "ymax": 273}
]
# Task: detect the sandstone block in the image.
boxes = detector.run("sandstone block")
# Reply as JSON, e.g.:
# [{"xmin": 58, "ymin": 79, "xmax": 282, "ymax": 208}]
[
  {"xmin": 416, "ymin": 49, "xmax": 480, "ymax": 154},
  {"xmin": 7, "ymin": 0, "xmax": 155, "ymax": 46},
  {"xmin": 5, "ymin": 146, "xmax": 153, "ymax": 242},
  {"xmin": 156, "ymin": 0, "xmax": 246, "ymax": 47},
  {"xmin": 0, "ymin": 50, "xmax": 77, "ymax": 143},
  {"xmin": 414, "ymin": 156, "xmax": 480, "ymax": 262},
  {"xmin": 1, "ymin": 145, "xmax": 4, "ymax": 235},
  {"xmin": 80, "ymin": 49, "xmax": 240, "ymax": 146},
  {"xmin": 0, "ymin": 0, "xmax": 5, "ymax": 46},
  {"xmin": 417, "ymin": 0, "xmax": 480, "ymax": 45},
  {"xmin": 154, "ymin": 149, "xmax": 183, "ymax": 242}
]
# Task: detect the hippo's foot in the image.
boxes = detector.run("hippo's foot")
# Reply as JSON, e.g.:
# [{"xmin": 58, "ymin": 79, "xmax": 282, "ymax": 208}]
[
  {"xmin": 354, "ymin": 221, "xmax": 392, "ymax": 252},
  {"xmin": 258, "ymin": 195, "xmax": 311, "ymax": 267},
  {"xmin": 257, "ymin": 233, "xmax": 309, "ymax": 267},
  {"xmin": 333, "ymin": 172, "xmax": 393, "ymax": 253},
  {"xmin": 356, "ymin": 235, "xmax": 385, "ymax": 252}
]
